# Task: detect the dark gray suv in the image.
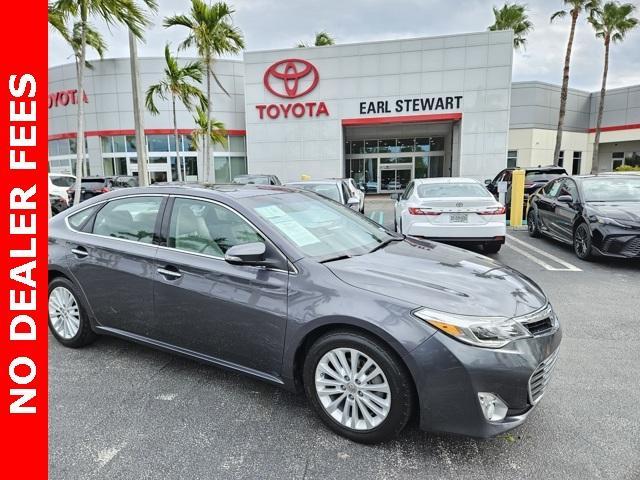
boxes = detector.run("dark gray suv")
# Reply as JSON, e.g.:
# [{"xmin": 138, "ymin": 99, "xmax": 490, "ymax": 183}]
[{"xmin": 48, "ymin": 184, "xmax": 561, "ymax": 443}]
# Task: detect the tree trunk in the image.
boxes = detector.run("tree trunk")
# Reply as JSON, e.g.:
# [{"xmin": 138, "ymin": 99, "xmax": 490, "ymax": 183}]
[
  {"xmin": 172, "ymin": 94, "xmax": 183, "ymax": 182},
  {"xmin": 129, "ymin": 30, "xmax": 149, "ymax": 186},
  {"xmin": 552, "ymin": 9, "xmax": 579, "ymax": 167},
  {"xmin": 73, "ymin": 4, "xmax": 88, "ymax": 206},
  {"xmin": 591, "ymin": 35, "xmax": 610, "ymax": 174},
  {"xmin": 205, "ymin": 54, "xmax": 212, "ymax": 183}
]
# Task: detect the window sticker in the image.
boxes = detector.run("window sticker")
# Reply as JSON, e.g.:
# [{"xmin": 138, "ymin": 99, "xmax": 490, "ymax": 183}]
[{"xmin": 255, "ymin": 205, "xmax": 320, "ymax": 247}]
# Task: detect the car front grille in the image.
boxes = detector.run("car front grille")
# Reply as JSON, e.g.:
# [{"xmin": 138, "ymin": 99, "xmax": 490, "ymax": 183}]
[
  {"xmin": 528, "ymin": 349, "xmax": 559, "ymax": 404},
  {"xmin": 518, "ymin": 304, "xmax": 556, "ymax": 336},
  {"xmin": 621, "ymin": 237, "xmax": 640, "ymax": 257}
]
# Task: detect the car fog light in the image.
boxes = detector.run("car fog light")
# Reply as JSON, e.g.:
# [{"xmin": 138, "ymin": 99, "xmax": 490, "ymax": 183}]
[{"xmin": 477, "ymin": 392, "xmax": 508, "ymax": 421}]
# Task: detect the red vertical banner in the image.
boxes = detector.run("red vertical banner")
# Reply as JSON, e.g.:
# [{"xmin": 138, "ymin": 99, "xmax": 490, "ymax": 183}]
[{"xmin": 0, "ymin": 1, "xmax": 48, "ymax": 478}]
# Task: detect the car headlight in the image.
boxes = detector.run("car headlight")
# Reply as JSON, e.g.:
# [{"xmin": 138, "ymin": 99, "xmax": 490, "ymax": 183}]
[
  {"xmin": 413, "ymin": 307, "xmax": 532, "ymax": 348},
  {"xmin": 595, "ymin": 216, "xmax": 633, "ymax": 229}
]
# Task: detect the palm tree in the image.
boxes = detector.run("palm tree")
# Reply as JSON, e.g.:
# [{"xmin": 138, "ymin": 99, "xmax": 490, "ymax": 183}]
[
  {"xmin": 164, "ymin": 0, "xmax": 244, "ymax": 183},
  {"xmin": 550, "ymin": 0, "xmax": 600, "ymax": 166},
  {"xmin": 50, "ymin": 0, "xmax": 152, "ymax": 205},
  {"xmin": 589, "ymin": 2, "xmax": 638, "ymax": 173},
  {"xmin": 488, "ymin": 3, "xmax": 534, "ymax": 50},
  {"xmin": 191, "ymin": 106, "xmax": 227, "ymax": 152},
  {"xmin": 296, "ymin": 31, "xmax": 335, "ymax": 48},
  {"xmin": 145, "ymin": 45, "xmax": 207, "ymax": 182}
]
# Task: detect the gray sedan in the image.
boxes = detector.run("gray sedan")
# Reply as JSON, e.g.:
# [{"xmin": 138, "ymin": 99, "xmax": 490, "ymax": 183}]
[{"xmin": 48, "ymin": 184, "xmax": 561, "ymax": 443}]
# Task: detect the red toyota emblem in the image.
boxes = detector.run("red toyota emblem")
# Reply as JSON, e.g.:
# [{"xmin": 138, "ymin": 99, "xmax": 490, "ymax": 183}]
[{"xmin": 263, "ymin": 59, "xmax": 319, "ymax": 99}]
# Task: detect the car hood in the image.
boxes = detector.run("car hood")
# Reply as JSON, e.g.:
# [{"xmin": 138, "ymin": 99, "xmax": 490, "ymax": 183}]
[
  {"xmin": 587, "ymin": 202, "xmax": 640, "ymax": 223},
  {"xmin": 325, "ymin": 238, "xmax": 547, "ymax": 318}
]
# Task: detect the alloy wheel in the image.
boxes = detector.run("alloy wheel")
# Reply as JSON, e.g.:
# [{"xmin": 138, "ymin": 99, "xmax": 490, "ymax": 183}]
[
  {"xmin": 574, "ymin": 225, "xmax": 589, "ymax": 258},
  {"xmin": 48, "ymin": 286, "xmax": 81, "ymax": 339},
  {"xmin": 314, "ymin": 347, "xmax": 391, "ymax": 431}
]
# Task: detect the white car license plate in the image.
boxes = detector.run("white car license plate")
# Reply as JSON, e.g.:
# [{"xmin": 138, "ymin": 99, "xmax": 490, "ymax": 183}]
[{"xmin": 450, "ymin": 213, "xmax": 468, "ymax": 223}]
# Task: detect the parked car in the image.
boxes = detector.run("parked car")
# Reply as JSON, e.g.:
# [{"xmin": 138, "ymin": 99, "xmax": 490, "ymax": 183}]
[
  {"xmin": 393, "ymin": 178, "xmax": 506, "ymax": 253},
  {"xmin": 528, "ymin": 173, "xmax": 640, "ymax": 260},
  {"xmin": 49, "ymin": 173, "xmax": 75, "ymax": 201},
  {"xmin": 49, "ymin": 193, "xmax": 69, "ymax": 216},
  {"xmin": 486, "ymin": 166, "xmax": 567, "ymax": 218},
  {"xmin": 385, "ymin": 180, "xmax": 403, "ymax": 191},
  {"xmin": 49, "ymin": 184, "xmax": 561, "ymax": 443},
  {"xmin": 67, "ymin": 177, "xmax": 112, "ymax": 203},
  {"xmin": 365, "ymin": 180, "xmax": 379, "ymax": 193},
  {"xmin": 285, "ymin": 180, "xmax": 360, "ymax": 210},
  {"xmin": 232, "ymin": 174, "xmax": 281, "ymax": 186},
  {"xmin": 111, "ymin": 175, "xmax": 139, "ymax": 189},
  {"xmin": 327, "ymin": 177, "xmax": 365, "ymax": 213}
]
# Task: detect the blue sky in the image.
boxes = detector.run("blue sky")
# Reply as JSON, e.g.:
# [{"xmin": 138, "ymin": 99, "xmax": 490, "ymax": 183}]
[{"xmin": 48, "ymin": 0, "xmax": 640, "ymax": 91}]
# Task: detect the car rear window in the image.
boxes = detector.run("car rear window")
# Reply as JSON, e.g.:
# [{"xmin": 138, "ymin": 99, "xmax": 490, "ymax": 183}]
[
  {"xmin": 416, "ymin": 183, "xmax": 491, "ymax": 198},
  {"xmin": 291, "ymin": 183, "xmax": 341, "ymax": 202},
  {"xmin": 50, "ymin": 176, "xmax": 75, "ymax": 187},
  {"xmin": 525, "ymin": 172, "xmax": 564, "ymax": 182}
]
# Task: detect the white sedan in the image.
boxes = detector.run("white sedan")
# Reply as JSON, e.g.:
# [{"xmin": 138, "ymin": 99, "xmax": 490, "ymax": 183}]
[{"xmin": 393, "ymin": 177, "xmax": 506, "ymax": 253}]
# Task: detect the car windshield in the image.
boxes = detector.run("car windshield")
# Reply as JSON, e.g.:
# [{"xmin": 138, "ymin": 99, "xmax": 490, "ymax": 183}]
[
  {"xmin": 50, "ymin": 176, "xmax": 75, "ymax": 187},
  {"xmin": 234, "ymin": 176, "xmax": 269, "ymax": 185},
  {"xmin": 416, "ymin": 183, "xmax": 491, "ymax": 198},
  {"xmin": 242, "ymin": 192, "xmax": 393, "ymax": 261},
  {"xmin": 290, "ymin": 183, "xmax": 341, "ymax": 202},
  {"xmin": 582, "ymin": 177, "xmax": 640, "ymax": 202},
  {"xmin": 526, "ymin": 172, "xmax": 564, "ymax": 183}
]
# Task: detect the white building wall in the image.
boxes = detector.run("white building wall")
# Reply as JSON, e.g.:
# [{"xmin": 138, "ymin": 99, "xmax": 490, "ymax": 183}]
[{"xmin": 243, "ymin": 31, "xmax": 513, "ymax": 182}]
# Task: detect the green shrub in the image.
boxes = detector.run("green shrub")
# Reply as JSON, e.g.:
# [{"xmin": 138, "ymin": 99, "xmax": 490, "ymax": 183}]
[{"xmin": 614, "ymin": 164, "xmax": 640, "ymax": 172}]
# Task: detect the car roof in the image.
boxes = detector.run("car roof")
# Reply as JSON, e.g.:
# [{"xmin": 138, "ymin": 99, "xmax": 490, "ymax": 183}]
[
  {"xmin": 412, "ymin": 177, "xmax": 481, "ymax": 185},
  {"xmin": 97, "ymin": 183, "xmax": 299, "ymax": 200},
  {"xmin": 286, "ymin": 180, "xmax": 341, "ymax": 185},
  {"xmin": 49, "ymin": 173, "xmax": 75, "ymax": 177}
]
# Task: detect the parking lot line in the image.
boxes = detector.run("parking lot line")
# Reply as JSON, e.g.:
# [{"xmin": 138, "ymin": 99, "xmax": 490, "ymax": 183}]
[{"xmin": 505, "ymin": 234, "xmax": 582, "ymax": 272}]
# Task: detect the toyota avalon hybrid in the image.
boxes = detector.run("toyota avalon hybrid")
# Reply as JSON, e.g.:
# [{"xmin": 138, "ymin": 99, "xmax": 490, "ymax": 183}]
[{"xmin": 48, "ymin": 184, "xmax": 561, "ymax": 443}]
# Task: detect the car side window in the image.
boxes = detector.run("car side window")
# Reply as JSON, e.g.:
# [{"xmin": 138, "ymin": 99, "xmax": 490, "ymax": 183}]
[
  {"xmin": 168, "ymin": 198, "xmax": 264, "ymax": 257},
  {"xmin": 67, "ymin": 205, "xmax": 100, "ymax": 231},
  {"xmin": 559, "ymin": 179, "xmax": 579, "ymax": 200},
  {"xmin": 402, "ymin": 182, "xmax": 414, "ymax": 200},
  {"xmin": 341, "ymin": 182, "xmax": 351, "ymax": 203},
  {"xmin": 544, "ymin": 179, "xmax": 562, "ymax": 198},
  {"xmin": 92, "ymin": 196, "xmax": 163, "ymax": 244}
]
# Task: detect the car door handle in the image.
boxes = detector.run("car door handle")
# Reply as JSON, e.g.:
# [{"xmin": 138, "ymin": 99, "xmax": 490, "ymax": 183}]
[
  {"xmin": 157, "ymin": 266, "xmax": 182, "ymax": 280},
  {"xmin": 71, "ymin": 247, "xmax": 89, "ymax": 258}
]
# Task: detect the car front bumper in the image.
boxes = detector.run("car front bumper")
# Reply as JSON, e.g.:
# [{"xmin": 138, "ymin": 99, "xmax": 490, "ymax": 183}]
[
  {"xmin": 591, "ymin": 225, "xmax": 640, "ymax": 258},
  {"xmin": 406, "ymin": 323, "xmax": 562, "ymax": 438}
]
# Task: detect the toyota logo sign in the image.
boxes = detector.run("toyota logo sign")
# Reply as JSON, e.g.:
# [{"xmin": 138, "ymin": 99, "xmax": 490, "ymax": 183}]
[{"xmin": 263, "ymin": 58, "xmax": 319, "ymax": 99}]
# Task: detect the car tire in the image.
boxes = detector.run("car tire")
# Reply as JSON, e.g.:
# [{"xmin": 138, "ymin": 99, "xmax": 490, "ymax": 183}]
[
  {"xmin": 48, "ymin": 277, "xmax": 97, "ymax": 348},
  {"xmin": 527, "ymin": 210, "xmax": 541, "ymax": 238},
  {"xmin": 573, "ymin": 222, "xmax": 594, "ymax": 261},
  {"xmin": 303, "ymin": 330, "xmax": 414, "ymax": 444},
  {"xmin": 483, "ymin": 242, "xmax": 502, "ymax": 254}
]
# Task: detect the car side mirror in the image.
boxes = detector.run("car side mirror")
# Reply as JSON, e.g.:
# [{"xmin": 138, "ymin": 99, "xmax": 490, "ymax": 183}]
[
  {"xmin": 484, "ymin": 179, "xmax": 492, "ymax": 185},
  {"xmin": 347, "ymin": 197, "xmax": 360, "ymax": 208},
  {"xmin": 556, "ymin": 195, "xmax": 574, "ymax": 204},
  {"xmin": 225, "ymin": 242, "xmax": 270, "ymax": 266},
  {"xmin": 390, "ymin": 193, "xmax": 400, "ymax": 200}
]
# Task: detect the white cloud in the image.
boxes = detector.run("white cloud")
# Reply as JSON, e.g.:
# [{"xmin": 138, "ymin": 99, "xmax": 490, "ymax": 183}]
[{"xmin": 48, "ymin": 0, "xmax": 640, "ymax": 91}]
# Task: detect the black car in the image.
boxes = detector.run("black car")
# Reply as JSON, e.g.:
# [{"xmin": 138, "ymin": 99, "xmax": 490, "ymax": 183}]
[
  {"xmin": 111, "ymin": 175, "xmax": 139, "ymax": 189},
  {"xmin": 68, "ymin": 177, "xmax": 113, "ymax": 203},
  {"xmin": 232, "ymin": 174, "xmax": 281, "ymax": 186},
  {"xmin": 486, "ymin": 166, "xmax": 567, "ymax": 218},
  {"xmin": 527, "ymin": 173, "xmax": 640, "ymax": 260},
  {"xmin": 49, "ymin": 193, "xmax": 69, "ymax": 215},
  {"xmin": 48, "ymin": 184, "xmax": 560, "ymax": 443}
]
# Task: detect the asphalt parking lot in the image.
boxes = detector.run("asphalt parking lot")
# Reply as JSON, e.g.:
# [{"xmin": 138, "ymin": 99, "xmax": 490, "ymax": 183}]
[{"xmin": 50, "ymin": 196, "xmax": 640, "ymax": 480}]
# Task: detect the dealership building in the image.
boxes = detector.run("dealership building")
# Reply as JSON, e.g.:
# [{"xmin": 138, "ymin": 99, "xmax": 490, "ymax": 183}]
[{"xmin": 48, "ymin": 30, "xmax": 640, "ymax": 191}]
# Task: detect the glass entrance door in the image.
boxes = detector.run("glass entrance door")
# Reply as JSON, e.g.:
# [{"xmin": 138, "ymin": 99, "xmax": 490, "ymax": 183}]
[{"xmin": 380, "ymin": 165, "xmax": 411, "ymax": 192}]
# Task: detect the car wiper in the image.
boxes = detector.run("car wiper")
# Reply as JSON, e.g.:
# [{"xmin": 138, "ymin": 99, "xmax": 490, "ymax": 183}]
[
  {"xmin": 368, "ymin": 237, "xmax": 401, "ymax": 253},
  {"xmin": 318, "ymin": 254, "xmax": 352, "ymax": 264}
]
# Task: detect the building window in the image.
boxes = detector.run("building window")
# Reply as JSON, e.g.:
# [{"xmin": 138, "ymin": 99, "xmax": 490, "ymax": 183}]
[
  {"xmin": 572, "ymin": 151, "xmax": 582, "ymax": 175},
  {"xmin": 507, "ymin": 150, "xmax": 518, "ymax": 168},
  {"xmin": 558, "ymin": 150, "xmax": 564, "ymax": 167}
]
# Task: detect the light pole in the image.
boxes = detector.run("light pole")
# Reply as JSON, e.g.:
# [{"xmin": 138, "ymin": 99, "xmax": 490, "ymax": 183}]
[{"xmin": 129, "ymin": 30, "xmax": 149, "ymax": 186}]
